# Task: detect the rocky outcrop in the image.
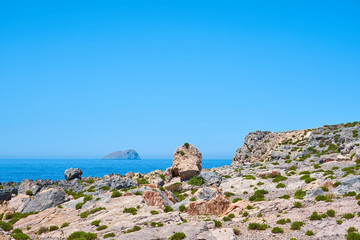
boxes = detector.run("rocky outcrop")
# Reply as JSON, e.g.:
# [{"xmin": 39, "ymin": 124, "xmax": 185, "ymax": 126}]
[
  {"xmin": 185, "ymin": 186, "xmax": 230, "ymax": 215},
  {"xmin": 22, "ymin": 187, "xmax": 67, "ymax": 213},
  {"xmin": 64, "ymin": 168, "xmax": 83, "ymax": 181},
  {"xmin": 94, "ymin": 175, "xmax": 137, "ymax": 191},
  {"xmin": 199, "ymin": 171, "xmax": 222, "ymax": 187},
  {"xmin": 233, "ymin": 122, "xmax": 360, "ymax": 164},
  {"xmin": 0, "ymin": 190, "xmax": 11, "ymax": 203},
  {"xmin": 171, "ymin": 143, "xmax": 202, "ymax": 180},
  {"xmin": 103, "ymin": 149, "xmax": 141, "ymax": 160},
  {"xmin": 19, "ymin": 179, "xmax": 54, "ymax": 195}
]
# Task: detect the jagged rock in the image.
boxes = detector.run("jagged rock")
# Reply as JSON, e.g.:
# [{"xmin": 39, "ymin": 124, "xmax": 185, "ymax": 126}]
[
  {"xmin": 21, "ymin": 187, "xmax": 66, "ymax": 213},
  {"xmin": 199, "ymin": 171, "xmax": 222, "ymax": 187},
  {"xmin": 172, "ymin": 143, "xmax": 202, "ymax": 180},
  {"xmin": 19, "ymin": 179, "xmax": 54, "ymax": 195},
  {"xmin": 64, "ymin": 168, "xmax": 83, "ymax": 181},
  {"xmin": 57, "ymin": 179, "xmax": 85, "ymax": 193},
  {"xmin": 95, "ymin": 176, "xmax": 137, "ymax": 191},
  {"xmin": 186, "ymin": 186, "xmax": 230, "ymax": 215},
  {"xmin": 164, "ymin": 167, "xmax": 174, "ymax": 182},
  {"xmin": 0, "ymin": 190, "xmax": 11, "ymax": 203},
  {"xmin": 304, "ymin": 188, "xmax": 324, "ymax": 198},
  {"xmin": 103, "ymin": 149, "xmax": 141, "ymax": 160}
]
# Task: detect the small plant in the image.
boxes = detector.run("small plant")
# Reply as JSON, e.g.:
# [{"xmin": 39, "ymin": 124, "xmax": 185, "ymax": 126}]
[
  {"xmin": 188, "ymin": 176, "xmax": 204, "ymax": 186},
  {"xmin": 96, "ymin": 225, "xmax": 107, "ymax": 231},
  {"xmin": 111, "ymin": 189, "xmax": 122, "ymax": 198},
  {"xmin": 213, "ymin": 219, "xmax": 222, "ymax": 228},
  {"xmin": 242, "ymin": 211, "xmax": 249, "ymax": 217},
  {"xmin": 305, "ymin": 230, "xmax": 315, "ymax": 236},
  {"xmin": 49, "ymin": 225, "xmax": 59, "ymax": 231},
  {"xmin": 224, "ymin": 192, "xmax": 235, "ymax": 198},
  {"xmin": 293, "ymin": 201, "xmax": 303, "ymax": 208},
  {"xmin": 25, "ymin": 190, "xmax": 33, "ymax": 196},
  {"xmin": 249, "ymin": 189, "xmax": 268, "ymax": 202},
  {"xmin": 37, "ymin": 227, "xmax": 48, "ymax": 234},
  {"xmin": 232, "ymin": 198, "xmax": 242, "ymax": 203},
  {"xmin": 279, "ymin": 195, "xmax": 290, "ymax": 199},
  {"xmin": 91, "ymin": 220, "xmax": 101, "ymax": 226},
  {"xmin": 179, "ymin": 205, "xmax": 186, "ymax": 212},
  {"xmin": 134, "ymin": 191, "xmax": 143, "ymax": 196},
  {"xmin": 0, "ymin": 221, "xmax": 13, "ymax": 231},
  {"xmin": 150, "ymin": 210, "xmax": 159, "ymax": 215},
  {"xmin": 123, "ymin": 207, "xmax": 137, "ymax": 215},
  {"xmin": 290, "ymin": 221, "xmax": 305, "ymax": 230},
  {"xmin": 61, "ymin": 222, "xmax": 69, "ymax": 228},
  {"xmin": 103, "ymin": 232, "xmax": 116, "ymax": 238},
  {"xmin": 165, "ymin": 206, "xmax": 174, "ymax": 212},
  {"xmin": 183, "ymin": 143, "xmax": 190, "ymax": 149},
  {"xmin": 136, "ymin": 178, "xmax": 149, "ymax": 185},
  {"xmin": 276, "ymin": 183, "xmax": 285, "ymax": 188},
  {"xmin": 246, "ymin": 205, "xmax": 254, "ymax": 210},
  {"xmin": 309, "ymin": 211, "xmax": 325, "ymax": 221},
  {"xmin": 169, "ymin": 232, "xmax": 187, "ymax": 240},
  {"xmin": 58, "ymin": 204, "xmax": 63, "ymax": 208},
  {"xmin": 271, "ymin": 227, "xmax": 284, "ymax": 234},
  {"xmin": 123, "ymin": 225, "xmax": 141, "ymax": 234},
  {"xmin": 248, "ymin": 223, "xmax": 268, "ymax": 230},
  {"xmin": 100, "ymin": 186, "xmax": 110, "ymax": 191},
  {"xmin": 315, "ymin": 195, "xmax": 329, "ymax": 201},
  {"xmin": 342, "ymin": 213, "xmax": 355, "ymax": 219},
  {"xmin": 320, "ymin": 186, "xmax": 329, "ymax": 192},
  {"xmin": 326, "ymin": 209, "xmax": 335, "ymax": 217},
  {"xmin": 276, "ymin": 218, "xmax": 291, "ymax": 225},
  {"xmin": 337, "ymin": 220, "xmax": 343, "ymax": 225},
  {"xmin": 67, "ymin": 231, "xmax": 97, "ymax": 240},
  {"xmin": 294, "ymin": 189, "xmax": 306, "ymax": 199}
]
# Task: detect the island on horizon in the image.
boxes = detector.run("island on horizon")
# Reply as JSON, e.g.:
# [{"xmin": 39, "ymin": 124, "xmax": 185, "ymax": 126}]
[{"xmin": 102, "ymin": 149, "xmax": 141, "ymax": 160}]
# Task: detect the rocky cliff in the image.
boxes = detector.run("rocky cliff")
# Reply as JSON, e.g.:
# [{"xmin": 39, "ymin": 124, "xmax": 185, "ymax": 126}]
[
  {"xmin": 103, "ymin": 149, "xmax": 141, "ymax": 160},
  {"xmin": 233, "ymin": 121, "xmax": 360, "ymax": 164}
]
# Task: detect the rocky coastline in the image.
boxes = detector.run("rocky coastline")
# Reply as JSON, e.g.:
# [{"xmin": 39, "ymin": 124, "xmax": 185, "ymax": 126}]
[{"xmin": 1, "ymin": 121, "xmax": 360, "ymax": 240}]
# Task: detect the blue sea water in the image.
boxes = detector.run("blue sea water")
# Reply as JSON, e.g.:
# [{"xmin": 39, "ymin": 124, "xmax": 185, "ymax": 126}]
[{"xmin": 0, "ymin": 159, "xmax": 231, "ymax": 183}]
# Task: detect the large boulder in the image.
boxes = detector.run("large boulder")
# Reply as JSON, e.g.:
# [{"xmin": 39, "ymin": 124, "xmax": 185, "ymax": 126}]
[
  {"xmin": 0, "ymin": 190, "xmax": 11, "ymax": 203},
  {"xmin": 64, "ymin": 168, "xmax": 83, "ymax": 181},
  {"xmin": 21, "ymin": 187, "xmax": 66, "ymax": 213},
  {"xmin": 172, "ymin": 143, "xmax": 202, "ymax": 180}
]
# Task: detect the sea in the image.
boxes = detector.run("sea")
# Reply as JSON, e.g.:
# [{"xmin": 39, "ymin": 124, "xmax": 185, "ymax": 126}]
[{"xmin": 0, "ymin": 159, "xmax": 231, "ymax": 183}]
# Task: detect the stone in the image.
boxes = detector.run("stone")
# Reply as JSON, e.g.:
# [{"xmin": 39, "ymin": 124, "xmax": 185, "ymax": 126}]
[
  {"xmin": 64, "ymin": 168, "xmax": 83, "ymax": 181},
  {"xmin": 304, "ymin": 188, "xmax": 324, "ymax": 198},
  {"xmin": 172, "ymin": 143, "xmax": 202, "ymax": 180},
  {"xmin": 19, "ymin": 179, "xmax": 54, "ymax": 195},
  {"xmin": 95, "ymin": 176, "xmax": 137, "ymax": 191},
  {"xmin": 0, "ymin": 190, "xmax": 11, "ymax": 203},
  {"xmin": 199, "ymin": 171, "xmax": 222, "ymax": 187},
  {"xmin": 21, "ymin": 187, "xmax": 66, "ymax": 213},
  {"xmin": 103, "ymin": 149, "xmax": 141, "ymax": 160}
]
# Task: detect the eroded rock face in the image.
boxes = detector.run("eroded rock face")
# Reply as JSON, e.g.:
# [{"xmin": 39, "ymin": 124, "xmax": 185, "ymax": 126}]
[
  {"xmin": 22, "ymin": 187, "xmax": 67, "ymax": 213},
  {"xmin": 19, "ymin": 179, "xmax": 54, "ymax": 195},
  {"xmin": 186, "ymin": 186, "xmax": 230, "ymax": 215},
  {"xmin": 64, "ymin": 168, "xmax": 83, "ymax": 181},
  {"xmin": 172, "ymin": 143, "xmax": 202, "ymax": 180},
  {"xmin": 199, "ymin": 171, "xmax": 222, "ymax": 187},
  {"xmin": 0, "ymin": 190, "xmax": 11, "ymax": 203}
]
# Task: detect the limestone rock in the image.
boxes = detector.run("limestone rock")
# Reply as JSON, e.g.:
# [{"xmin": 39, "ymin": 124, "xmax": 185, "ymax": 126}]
[
  {"xmin": 64, "ymin": 168, "xmax": 83, "ymax": 181},
  {"xmin": 172, "ymin": 143, "xmax": 202, "ymax": 180},
  {"xmin": 22, "ymin": 187, "xmax": 67, "ymax": 213},
  {"xmin": 0, "ymin": 190, "xmax": 11, "ymax": 203},
  {"xmin": 199, "ymin": 171, "xmax": 222, "ymax": 187}
]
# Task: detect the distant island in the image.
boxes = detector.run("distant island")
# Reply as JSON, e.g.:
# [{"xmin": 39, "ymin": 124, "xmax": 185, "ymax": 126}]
[{"xmin": 102, "ymin": 149, "xmax": 141, "ymax": 160}]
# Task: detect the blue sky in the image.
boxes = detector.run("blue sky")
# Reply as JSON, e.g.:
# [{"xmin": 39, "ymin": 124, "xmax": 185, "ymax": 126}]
[{"xmin": 1, "ymin": 1, "xmax": 359, "ymax": 159}]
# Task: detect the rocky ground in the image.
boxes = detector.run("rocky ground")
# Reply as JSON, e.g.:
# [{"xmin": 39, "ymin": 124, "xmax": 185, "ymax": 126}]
[{"xmin": 1, "ymin": 121, "xmax": 360, "ymax": 240}]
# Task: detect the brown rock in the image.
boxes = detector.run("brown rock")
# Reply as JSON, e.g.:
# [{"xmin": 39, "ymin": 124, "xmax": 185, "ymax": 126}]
[
  {"xmin": 143, "ymin": 191, "xmax": 166, "ymax": 210},
  {"xmin": 172, "ymin": 143, "xmax": 202, "ymax": 180}
]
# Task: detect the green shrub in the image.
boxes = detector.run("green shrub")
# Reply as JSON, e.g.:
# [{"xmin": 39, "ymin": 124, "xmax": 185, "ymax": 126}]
[
  {"xmin": 165, "ymin": 206, "xmax": 174, "ymax": 212},
  {"xmin": 10, "ymin": 232, "xmax": 30, "ymax": 240},
  {"xmin": 136, "ymin": 178, "xmax": 149, "ymax": 185},
  {"xmin": 271, "ymin": 227, "xmax": 284, "ymax": 234},
  {"xmin": 242, "ymin": 175, "xmax": 256, "ymax": 180},
  {"xmin": 223, "ymin": 216, "xmax": 232, "ymax": 221},
  {"xmin": 49, "ymin": 225, "xmax": 59, "ymax": 231},
  {"xmin": 103, "ymin": 232, "xmax": 116, "ymax": 238},
  {"xmin": 293, "ymin": 201, "xmax": 303, "ymax": 208},
  {"xmin": 315, "ymin": 195, "xmax": 329, "ymax": 201},
  {"xmin": 276, "ymin": 219, "xmax": 291, "ymax": 225},
  {"xmin": 347, "ymin": 232, "xmax": 360, "ymax": 240},
  {"xmin": 25, "ymin": 190, "xmax": 33, "ymax": 196},
  {"xmin": 37, "ymin": 227, "xmax": 48, "ymax": 234},
  {"xmin": 0, "ymin": 221, "xmax": 13, "ymax": 231},
  {"xmin": 294, "ymin": 189, "xmax": 306, "ymax": 199},
  {"xmin": 246, "ymin": 205, "xmax": 254, "ymax": 210},
  {"xmin": 232, "ymin": 198, "xmax": 242, "ymax": 203},
  {"xmin": 179, "ymin": 205, "xmax": 186, "ymax": 212},
  {"xmin": 188, "ymin": 176, "xmax": 204, "ymax": 186},
  {"xmin": 290, "ymin": 221, "xmax": 305, "ymax": 230},
  {"xmin": 248, "ymin": 223, "xmax": 268, "ymax": 230},
  {"xmin": 100, "ymin": 186, "xmax": 110, "ymax": 191},
  {"xmin": 67, "ymin": 231, "xmax": 97, "ymax": 240},
  {"xmin": 123, "ymin": 226, "xmax": 141, "ymax": 234},
  {"xmin": 224, "ymin": 192, "xmax": 235, "ymax": 198},
  {"xmin": 342, "ymin": 213, "xmax": 355, "ymax": 219},
  {"xmin": 123, "ymin": 207, "xmax": 137, "ymax": 215},
  {"xmin": 150, "ymin": 210, "xmax": 159, "ymax": 215},
  {"xmin": 169, "ymin": 232, "xmax": 187, "ymax": 240},
  {"xmin": 344, "ymin": 192, "xmax": 357, "ymax": 197},
  {"xmin": 61, "ymin": 222, "xmax": 69, "ymax": 228},
  {"xmin": 272, "ymin": 175, "xmax": 287, "ymax": 183},
  {"xmin": 242, "ymin": 211, "xmax": 249, "ymax": 217},
  {"xmin": 309, "ymin": 211, "xmax": 324, "ymax": 221},
  {"xmin": 249, "ymin": 189, "xmax": 268, "ymax": 202},
  {"xmin": 111, "ymin": 189, "xmax": 122, "ymax": 198},
  {"xmin": 305, "ymin": 230, "xmax": 315, "ymax": 236},
  {"xmin": 91, "ymin": 220, "xmax": 101, "ymax": 226},
  {"xmin": 326, "ymin": 209, "xmax": 335, "ymax": 217},
  {"xmin": 279, "ymin": 195, "xmax": 290, "ymax": 199},
  {"xmin": 337, "ymin": 220, "xmax": 343, "ymax": 225},
  {"xmin": 75, "ymin": 202, "xmax": 84, "ymax": 210},
  {"xmin": 320, "ymin": 186, "xmax": 329, "ymax": 192},
  {"xmin": 276, "ymin": 183, "xmax": 285, "ymax": 188},
  {"xmin": 96, "ymin": 225, "xmax": 107, "ymax": 231},
  {"xmin": 213, "ymin": 220, "xmax": 222, "ymax": 228}
]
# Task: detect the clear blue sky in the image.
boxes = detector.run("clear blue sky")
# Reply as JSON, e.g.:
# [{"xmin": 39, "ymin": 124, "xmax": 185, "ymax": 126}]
[{"xmin": 1, "ymin": 1, "xmax": 359, "ymax": 159}]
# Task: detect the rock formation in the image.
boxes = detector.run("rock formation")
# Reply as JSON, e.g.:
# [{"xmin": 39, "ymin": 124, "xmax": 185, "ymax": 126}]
[
  {"xmin": 102, "ymin": 149, "xmax": 141, "ymax": 160},
  {"xmin": 171, "ymin": 143, "xmax": 202, "ymax": 180},
  {"xmin": 64, "ymin": 168, "xmax": 83, "ymax": 181}
]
